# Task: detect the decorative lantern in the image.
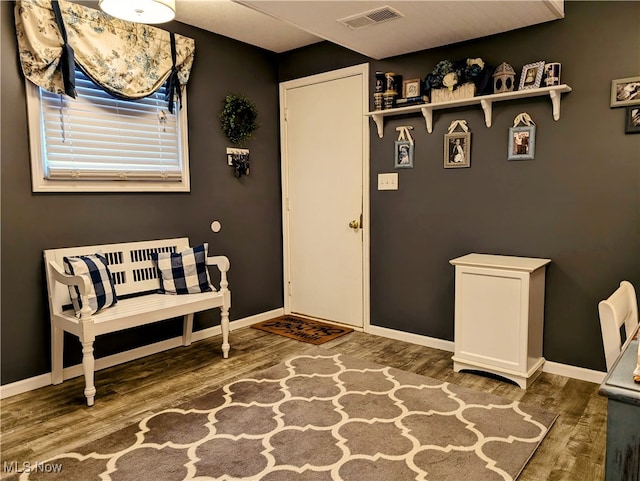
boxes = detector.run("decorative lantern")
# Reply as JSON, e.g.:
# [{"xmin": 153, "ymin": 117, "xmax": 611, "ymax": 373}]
[{"xmin": 492, "ymin": 62, "xmax": 516, "ymax": 93}]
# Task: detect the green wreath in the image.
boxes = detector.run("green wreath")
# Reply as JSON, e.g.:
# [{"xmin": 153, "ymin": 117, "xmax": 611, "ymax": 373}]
[{"xmin": 219, "ymin": 94, "xmax": 259, "ymax": 145}]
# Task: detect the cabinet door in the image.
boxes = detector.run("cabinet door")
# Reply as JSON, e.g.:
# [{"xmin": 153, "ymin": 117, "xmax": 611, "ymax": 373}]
[{"xmin": 454, "ymin": 266, "xmax": 528, "ymax": 372}]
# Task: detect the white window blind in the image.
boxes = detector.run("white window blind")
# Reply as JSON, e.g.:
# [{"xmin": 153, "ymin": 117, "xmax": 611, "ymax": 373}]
[{"xmin": 26, "ymin": 68, "xmax": 190, "ymax": 192}]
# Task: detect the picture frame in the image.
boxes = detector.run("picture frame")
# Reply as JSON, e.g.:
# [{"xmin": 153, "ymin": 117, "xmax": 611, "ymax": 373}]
[
  {"xmin": 508, "ymin": 125, "xmax": 536, "ymax": 160},
  {"xmin": 611, "ymin": 76, "xmax": 640, "ymax": 107},
  {"xmin": 625, "ymin": 106, "xmax": 640, "ymax": 134},
  {"xmin": 394, "ymin": 140, "xmax": 414, "ymax": 168},
  {"xmin": 518, "ymin": 61, "xmax": 545, "ymax": 90},
  {"xmin": 444, "ymin": 132, "xmax": 470, "ymax": 168},
  {"xmin": 402, "ymin": 79, "xmax": 421, "ymax": 99}
]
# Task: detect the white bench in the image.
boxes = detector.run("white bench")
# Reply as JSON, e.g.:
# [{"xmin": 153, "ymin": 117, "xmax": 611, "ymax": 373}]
[{"xmin": 44, "ymin": 238, "xmax": 231, "ymax": 406}]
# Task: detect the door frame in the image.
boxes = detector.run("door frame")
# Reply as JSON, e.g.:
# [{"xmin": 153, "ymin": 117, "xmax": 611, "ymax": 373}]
[{"xmin": 279, "ymin": 63, "xmax": 370, "ymax": 331}]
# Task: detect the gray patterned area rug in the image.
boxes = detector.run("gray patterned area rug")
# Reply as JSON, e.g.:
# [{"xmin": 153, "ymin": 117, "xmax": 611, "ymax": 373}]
[{"xmin": 11, "ymin": 347, "xmax": 557, "ymax": 481}]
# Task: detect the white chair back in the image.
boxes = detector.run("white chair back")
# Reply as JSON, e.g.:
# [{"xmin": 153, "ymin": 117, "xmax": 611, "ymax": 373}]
[{"xmin": 598, "ymin": 281, "xmax": 639, "ymax": 371}]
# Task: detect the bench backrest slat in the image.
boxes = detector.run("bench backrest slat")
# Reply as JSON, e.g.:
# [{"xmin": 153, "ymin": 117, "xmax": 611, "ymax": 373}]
[{"xmin": 44, "ymin": 238, "xmax": 191, "ymax": 315}]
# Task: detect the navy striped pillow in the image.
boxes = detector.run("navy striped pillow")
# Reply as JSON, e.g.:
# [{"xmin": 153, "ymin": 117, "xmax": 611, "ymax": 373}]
[
  {"xmin": 63, "ymin": 253, "xmax": 118, "ymax": 317},
  {"xmin": 152, "ymin": 243, "xmax": 213, "ymax": 295}
]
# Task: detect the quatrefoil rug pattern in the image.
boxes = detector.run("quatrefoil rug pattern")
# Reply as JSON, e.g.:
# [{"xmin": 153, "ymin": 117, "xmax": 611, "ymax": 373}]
[{"xmin": 14, "ymin": 348, "xmax": 557, "ymax": 481}]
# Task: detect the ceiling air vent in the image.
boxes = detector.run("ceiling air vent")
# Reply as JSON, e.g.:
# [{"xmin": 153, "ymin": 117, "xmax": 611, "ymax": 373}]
[{"xmin": 338, "ymin": 6, "xmax": 404, "ymax": 30}]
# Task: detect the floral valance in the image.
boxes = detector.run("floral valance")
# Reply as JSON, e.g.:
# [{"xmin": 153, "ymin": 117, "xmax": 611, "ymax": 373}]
[{"xmin": 15, "ymin": 0, "xmax": 195, "ymax": 106}]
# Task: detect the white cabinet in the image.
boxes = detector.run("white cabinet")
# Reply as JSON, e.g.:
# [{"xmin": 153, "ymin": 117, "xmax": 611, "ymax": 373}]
[{"xmin": 449, "ymin": 253, "xmax": 551, "ymax": 388}]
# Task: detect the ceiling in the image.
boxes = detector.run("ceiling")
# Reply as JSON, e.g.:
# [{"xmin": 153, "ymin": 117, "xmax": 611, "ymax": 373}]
[{"xmin": 174, "ymin": 1, "xmax": 565, "ymax": 59}]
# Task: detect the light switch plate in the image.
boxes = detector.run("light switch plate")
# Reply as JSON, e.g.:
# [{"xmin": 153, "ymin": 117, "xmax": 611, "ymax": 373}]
[{"xmin": 378, "ymin": 173, "xmax": 398, "ymax": 190}]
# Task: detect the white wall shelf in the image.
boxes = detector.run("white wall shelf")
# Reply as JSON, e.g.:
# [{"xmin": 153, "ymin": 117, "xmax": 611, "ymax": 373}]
[{"xmin": 365, "ymin": 84, "xmax": 572, "ymax": 138}]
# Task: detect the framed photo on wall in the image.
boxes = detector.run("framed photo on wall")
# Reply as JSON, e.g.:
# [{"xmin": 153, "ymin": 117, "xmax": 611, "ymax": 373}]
[
  {"xmin": 444, "ymin": 132, "xmax": 470, "ymax": 168},
  {"xmin": 518, "ymin": 61, "xmax": 545, "ymax": 90},
  {"xmin": 611, "ymin": 76, "xmax": 640, "ymax": 107},
  {"xmin": 508, "ymin": 125, "xmax": 536, "ymax": 160},
  {"xmin": 394, "ymin": 140, "xmax": 414, "ymax": 168},
  {"xmin": 625, "ymin": 106, "xmax": 640, "ymax": 133}
]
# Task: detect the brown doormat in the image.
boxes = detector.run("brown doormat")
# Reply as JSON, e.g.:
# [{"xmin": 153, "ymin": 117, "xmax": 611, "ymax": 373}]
[{"xmin": 251, "ymin": 315, "xmax": 353, "ymax": 345}]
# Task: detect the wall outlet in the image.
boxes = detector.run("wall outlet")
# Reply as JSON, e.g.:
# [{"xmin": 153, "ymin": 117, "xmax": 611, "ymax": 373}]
[{"xmin": 378, "ymin": 172, "xmax": 398, "ymax": 190}]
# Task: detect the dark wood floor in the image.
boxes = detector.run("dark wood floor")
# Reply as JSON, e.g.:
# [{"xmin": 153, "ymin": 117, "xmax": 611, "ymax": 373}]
[{"xmin": 1, "ymin": 326, "xmax": 607, "ymax": 480}]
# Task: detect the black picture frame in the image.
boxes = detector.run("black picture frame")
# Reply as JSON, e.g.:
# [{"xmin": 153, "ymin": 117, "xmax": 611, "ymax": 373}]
[{"xmin": 625, "ymin": 106, "xmax": 640, "ymax": 134}]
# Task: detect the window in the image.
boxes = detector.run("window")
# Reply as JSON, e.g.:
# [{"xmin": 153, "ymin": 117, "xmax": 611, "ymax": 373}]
[{"xmin": 25, "ymin": 69, "xmax": 190, "ymax": 192}]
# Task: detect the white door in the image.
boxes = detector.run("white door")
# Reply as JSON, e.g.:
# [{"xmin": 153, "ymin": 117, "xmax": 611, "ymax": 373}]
[{"xmin": 280, "ymin": 64, "xmax": 369, "ymax": 329}]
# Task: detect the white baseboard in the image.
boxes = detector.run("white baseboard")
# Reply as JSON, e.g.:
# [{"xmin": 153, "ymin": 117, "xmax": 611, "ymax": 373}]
[
  {"xmin": 367, "ymin": 324, "xmax": 456, "ymax": 352},
  {"xmin": 0, "ymin": 308, "xmax": 284, "ymax": 400},
  {"xmin": 1, "ymin": 308, "xmax": 604, "ymax": 399},
  {"xmin": 367, "ymin": 324, "xmax": 606, "ymax": 385},
  {"xmin": 542, "ymin": 360, "xmax": 606, "ymax": 384}
]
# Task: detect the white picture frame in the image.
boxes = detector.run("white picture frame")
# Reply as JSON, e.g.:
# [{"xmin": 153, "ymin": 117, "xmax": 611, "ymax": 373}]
[
  {"xmin": 394, "ymin": 140, "xmax": 414, "ymax": 168},
  {"xmin": 611, "ymin": 76, "xmax": 640, "ymax": 108},
  {"xmin": 508, "ymin": 125, "xmax": 536, "ymax": 160},
  {"xmin": 518, "ymin": 61, "xmax": 545, "ymax": 90}
]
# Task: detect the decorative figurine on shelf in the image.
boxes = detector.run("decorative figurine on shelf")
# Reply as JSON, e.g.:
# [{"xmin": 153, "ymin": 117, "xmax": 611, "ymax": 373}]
[
  {"xmin": 493, "ymin": 62, "xmax": 516, "ymax": 93},
  {"xmin": 542, "ymin": 62, "xmax": 562, "ymax": 87},
  {"xmin": 374, "ymin": 93, "xmax": 384, "ymax": 111},
  {"xmin": 374, "ymin": 71, "xmax": 386, "ymax": 110},
  {"xmin": 424, "ymin": 58, "xmax": 491, "ymax": 103},
  {"xmin": 385, "ymin": 72, "xmax": 397, "ymax": 94},
  {"xmin": 375, "ymin": 71, "xmax": 385, "ymax": 93},
  {"xmin": 383, "ymin": 72, "xmax": 401, "ymax": 109}
]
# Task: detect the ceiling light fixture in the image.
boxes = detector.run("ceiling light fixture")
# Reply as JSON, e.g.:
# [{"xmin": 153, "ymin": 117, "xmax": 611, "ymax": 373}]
[{"xmin": 99, "ymin": 0, "xmax": 176, "ymax": 24}]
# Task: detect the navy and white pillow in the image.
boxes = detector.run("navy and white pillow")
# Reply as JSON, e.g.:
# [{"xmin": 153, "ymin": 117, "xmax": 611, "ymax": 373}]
[
  {"xmin": 152, "ymin": 243, "xmax": 213, "ymax": 295},
  {"xmin": 63, "ymin": 252, "xmax": 118, "ymax": 317}
]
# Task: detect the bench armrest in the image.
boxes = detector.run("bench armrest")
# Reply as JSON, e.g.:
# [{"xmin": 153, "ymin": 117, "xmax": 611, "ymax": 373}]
[
  {"xmin": 48, "ymin": 261, "xmax": 95, "ymax": 319},
  {"xmin": 49, "ymin": 261, "xmax": 91, "ymax": 295},
  {"xmin": 206, "ymin": 255, "xmax": 230, "ymax": 291}
]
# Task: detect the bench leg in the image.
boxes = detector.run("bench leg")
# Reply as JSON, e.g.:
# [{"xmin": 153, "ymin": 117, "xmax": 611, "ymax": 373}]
[
  {"xmin": 81, "ymin": 340, "xmax": 96, "ymax": 406},
  {"xmin": 182, "ymin": 313, "xmax": 194, "ymax": 346},
  {"xmin": 51, "ymin": 325, "xmax": 64, "ymax": 385},
  {"xmin": 221, "ymin": 306, "xmax": 230, "ymax": 358}
]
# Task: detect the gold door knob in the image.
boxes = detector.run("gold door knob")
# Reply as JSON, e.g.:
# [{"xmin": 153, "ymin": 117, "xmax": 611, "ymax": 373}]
[{"xmin": 349, "ymin": 220, "xmax": 360, "ymax": 229}]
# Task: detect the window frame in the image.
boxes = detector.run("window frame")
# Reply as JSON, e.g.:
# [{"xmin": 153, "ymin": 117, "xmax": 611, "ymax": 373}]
[{"xmin": 25, "ymin": 77, "xmax": 191, "ymax": 193}]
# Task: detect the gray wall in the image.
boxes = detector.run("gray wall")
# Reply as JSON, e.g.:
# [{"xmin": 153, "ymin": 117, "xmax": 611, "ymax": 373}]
[
  {"xmin": 2, "ymin": 1, "xmax": 639, "ymax": 386},
  {"xmin": 279, "ymin": 1, "xmax": 640, "ymax": 371},
  {"xmin": 1, "ymin": 2, "xmax": 283, "ymax": 384}
]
